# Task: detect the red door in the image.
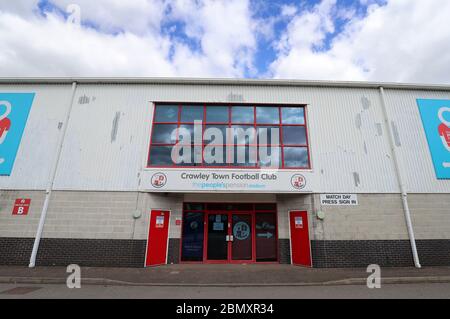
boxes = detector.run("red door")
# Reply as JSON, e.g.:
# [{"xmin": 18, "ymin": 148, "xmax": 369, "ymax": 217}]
[
  {"xmin": 289, "ymin": 211, "xmax": 312, "ymax": 267},
  {"xmin": 145, "ymin": 210, "xmax": 170, "ymax": 267}
]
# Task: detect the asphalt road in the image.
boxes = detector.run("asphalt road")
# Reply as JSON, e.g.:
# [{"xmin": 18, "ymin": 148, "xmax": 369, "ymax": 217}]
[{"xmin": 0, "ymin": 283, "xmax": 449, "ymax": 299}]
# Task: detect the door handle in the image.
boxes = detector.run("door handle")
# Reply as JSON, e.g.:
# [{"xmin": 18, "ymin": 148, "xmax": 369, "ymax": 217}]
[
  {"xmin": 226, "ymin": 235, "xmax": 230, "ymax": 241},
  {"xmin": 230, "ymin": 235, "xmax": 234, "ymax": 242}
]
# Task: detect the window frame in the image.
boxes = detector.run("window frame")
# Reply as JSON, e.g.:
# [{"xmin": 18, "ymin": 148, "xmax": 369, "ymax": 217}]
[{"xmin": 147, "ymin": 103, "xmax": 311, "ymax": 169}]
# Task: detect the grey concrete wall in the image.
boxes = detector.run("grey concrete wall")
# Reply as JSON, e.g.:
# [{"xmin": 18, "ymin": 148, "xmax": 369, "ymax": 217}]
[
  {"xmin": 0, "ymin": 190, "xmax": 184, "ymax": 240},
  {"xmin": 2, "ymin": 190, "xmax": 449, "ymax": 242},
  {"xmin": 0, "ymin": 191, "xmax": 45, "ymax": 238},
  {"xmin": 408, "ymin": 194, "xmax": 450, "ymax": 240},
  {"xmin": 310, "ymin": 194, "xmax": 410, "ymax": 241}
]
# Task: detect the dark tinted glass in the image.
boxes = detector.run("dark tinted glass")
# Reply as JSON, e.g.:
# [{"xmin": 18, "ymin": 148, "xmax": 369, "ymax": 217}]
[
  {"xmin": 181, "ymin": 105, "xmax": 203, "ymax": 122},
  {"xmin": 154, "ymin": 105, "xmax": 178, "ymax": 122},
  {"xmin": 206, "ymin": 106, "xmax": 229, "ymax": 123},
  {"xmin": 181, "ymin": 212, "xmax": 204, "ymax": 262},
  {"xmin": 283, "ymin": 147, "xmax": 309, "ymax": 168},
  {"xmin": 184, "ymin": 203, "xmax": 205, "ymax": 211},
  {"xmin": 151, "ymin": 124, "xmax": 177, "ymax": 144},
  {"xmin": 281, "ymin": 107, "xmax": 305, "ymax": 124},
  {"xmin": 232, "ymin": 106, "xmax": 254, "ymax": 123},
  {"xmin": 255, "ymin": 213, "xmax": 277, "ymax": 262},
  {"xmin": 254, "ymin": 203, "xmax": 276, "ymax": 211},
  {"xmin": 256, "ymin": 107, "xmax": 279, "ymax": 124},
  {"xmin": 282, "ymin": 126, "xmax": 307, "ymax": 145},
  {"xmin": 148, "ymin": 146, "xmax": 175, "ymax": 166}
]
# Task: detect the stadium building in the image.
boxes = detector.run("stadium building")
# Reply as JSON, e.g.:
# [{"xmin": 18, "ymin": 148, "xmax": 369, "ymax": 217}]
[{"xmin": 0, "ymin": 78, "xmax": 449, "ymax": 268}]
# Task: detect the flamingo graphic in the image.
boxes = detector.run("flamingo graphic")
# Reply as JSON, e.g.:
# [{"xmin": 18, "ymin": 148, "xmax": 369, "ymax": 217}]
[
  {"xmin": 438, "ymin": 107, "xmax": 450, "ymax": 168},
  {"xmin": 0, "ymin": 100, "xmax": 12, "ymax": 164}
]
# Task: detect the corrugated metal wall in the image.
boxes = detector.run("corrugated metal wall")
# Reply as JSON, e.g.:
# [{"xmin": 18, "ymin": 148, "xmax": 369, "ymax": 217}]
[
  {"xmin": 1, "ymin": 82, "xmax": 449, "ymax": 193},
  {"xmin": 0, "ymin": 84, "xmax": 72, "ymax": 189},
  {"xmin": 384, "ymin": 88, "xmax": 450, "ymax": 193}
]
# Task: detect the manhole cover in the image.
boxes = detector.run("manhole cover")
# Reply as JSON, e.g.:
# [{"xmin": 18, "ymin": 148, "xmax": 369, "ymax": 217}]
[{"xmin": 0, "ymin": 287, "xmax": 42, "ymax": 295}]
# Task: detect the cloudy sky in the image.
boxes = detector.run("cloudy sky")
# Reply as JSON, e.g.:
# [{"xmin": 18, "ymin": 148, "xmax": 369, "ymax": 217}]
[{"xmin": 0, "ymin": 0, "xmax": 449, "ymax": 83}]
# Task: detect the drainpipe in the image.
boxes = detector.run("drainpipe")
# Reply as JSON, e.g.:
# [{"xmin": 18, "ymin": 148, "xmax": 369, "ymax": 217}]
[
  {"xmin": 29, "ymin": 82, "xmax": 77, "ymax": 268},
  {"xmin": 379, "ymin": 86, "xmax": 421, "ymax": 268}
]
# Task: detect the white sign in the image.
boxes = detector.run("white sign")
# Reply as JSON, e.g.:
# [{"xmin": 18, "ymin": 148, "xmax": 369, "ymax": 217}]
[
  {"xmin": 295, "ymin": 216, "xmax": 303, "ymax": 228},
  {"xmin": 320, "ymin": 194, "xmax": 359, "ymax": 206},
  {"xmin": 141, "ymin": 169, "xmax": 313, "ymax": 193}
]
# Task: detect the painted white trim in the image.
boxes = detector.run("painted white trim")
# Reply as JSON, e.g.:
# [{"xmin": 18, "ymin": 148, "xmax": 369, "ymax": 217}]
[{"xmin": 287, "ymin": 210, "xmax": 293, "ymax": 265}]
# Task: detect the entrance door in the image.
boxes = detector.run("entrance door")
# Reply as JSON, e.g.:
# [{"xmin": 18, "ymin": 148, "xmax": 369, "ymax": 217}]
[
  {"xmin": 205, "ymin": 212, "xmax": 254, "ymax": 262},
  {"xmin": 231, "ymin": 213, "xmax": 253, "ymax": 261},
  {"xmin": 289, "ymin": 211, "xmax": 312, "ymax": 267},
  {"xmin": 145, "ymin": 210, "xmax": 170, "ymax": 267},
  {"xmin": 206, "ymin": 213, "xmax": 229, "ymax": 261}
]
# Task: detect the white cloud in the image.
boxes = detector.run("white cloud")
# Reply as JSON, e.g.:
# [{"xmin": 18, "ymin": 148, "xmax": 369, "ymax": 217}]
[
  {"xmin": 0, "ymin": 12, "xmax": 175, "ymax": 77},
  {"xmin": 48, "ymin": 0, "xmax": 167, "ymax": 35},
  {"xmin": 0, "ymin": 0, "xmax": 40, "ymax": 17},
  {"xmin": 271, "ymin": 0, "xmax": 450, "ymax": 83},
  {"xmin": 0, "ymin": 0, "xmax": 450, "ymax": 84},
  {"xmin": 169, "ymin": 0, "xmax": 257, "ymax": 76},
  {"xmin": 0, "ymin": 0, "xmax": 257, "ymax": 77}
]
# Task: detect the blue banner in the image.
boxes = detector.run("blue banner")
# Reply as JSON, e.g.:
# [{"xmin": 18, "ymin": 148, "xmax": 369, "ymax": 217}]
[
  {"xmin": 417, "ymin": 99, "xmax": 450, "ymax": 179},
  {"xmin": 0, "ymin": 93, "xmax": 35, "ymax": 176}
]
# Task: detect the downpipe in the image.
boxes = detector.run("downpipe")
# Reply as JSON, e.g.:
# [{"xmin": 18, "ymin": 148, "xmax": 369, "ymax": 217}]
[
  {"xmin": 29, "ymin": 82, "xmax": 77, "ymax": 268},
  {"xmin": 401, "ymin": 192, "xmax": 421, "ymax": 268},
  {"xmin": 379, "ymin": 86, "xmax": 421, "ymax": 268}
]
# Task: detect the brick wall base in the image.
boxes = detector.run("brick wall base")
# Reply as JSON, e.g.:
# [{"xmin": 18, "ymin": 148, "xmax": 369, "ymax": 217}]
[
  {"xmin": 311, "ymin": 239, "xmax": 450, "ymax": 268},
  {"xmin": 278, "ymin": 239, "xmax": 291, "ymax": 264},
  {"xmin": 0, "ymin": 237, "xmax": 146, "ymax": 267},
  {"xmin": 167, "ymin": 238, "xmax": 180, "ymax": 264},
  {"xmin": 0, "ymin": 238, "xmax": 34, "ymax": 266},
  {"xmin": 1, "ymin": 237, "xmax": 449, "ymax": 267}
]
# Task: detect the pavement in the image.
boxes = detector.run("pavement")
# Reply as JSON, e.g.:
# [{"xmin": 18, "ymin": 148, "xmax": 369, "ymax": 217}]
[
  {"xmin": 1, "ymin": 264, "xmax": 450, "ymax": 287},
  {"xmin": 1, "ymin": 283, "xmax": 450, "ymax": 299}
]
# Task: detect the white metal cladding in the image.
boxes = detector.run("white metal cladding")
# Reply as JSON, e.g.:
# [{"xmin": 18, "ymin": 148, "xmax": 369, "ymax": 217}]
[
  {"xmin": 383, "ymin": 88, "xmax": 450, "ymax": 193},
  {"xmin": 53, "ymin": 84, "xmax": 152, "ymax": 191},
  {"xmin": 0, "ymin": 81, "xmax": 449, "ymax": 193},
  {"xmin": 0, "ymin": 84, "xmax": 73, "ymax": 190}
]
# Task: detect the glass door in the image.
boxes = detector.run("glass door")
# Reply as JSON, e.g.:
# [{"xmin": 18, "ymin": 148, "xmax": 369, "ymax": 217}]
[
  {"xmin": 231, "ymin": 213, "xmax": 253, "ymax": 261},
  {"xmin": 206, "ymin": 213, "xmax": 229, "ymax": 261}
]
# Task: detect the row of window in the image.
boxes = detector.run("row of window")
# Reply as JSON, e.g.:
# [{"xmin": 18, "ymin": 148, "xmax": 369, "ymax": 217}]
[
  {"xmin": 148, "ymin": 145, "xmax": 308, "ymax": 168},
  {"xmin": 148, "ymin": 104, "xmax": 310, "ymax": 169},
  {"xmin": 151, "ymin": 125, "xmax": 307, "ymax": 146},
  {"xmin": 154, "ymin": 105, "xmax": 305, "ymax": 124}
]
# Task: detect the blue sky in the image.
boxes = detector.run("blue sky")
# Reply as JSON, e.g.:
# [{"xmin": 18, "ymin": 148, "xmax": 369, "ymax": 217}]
[
  {"xmin": 1, "ymin": 0, "xmax": 449, "ymax": 83},
  {"xmin": 35, "ymin": 0, "xmax": 387, "ymax": 78}
]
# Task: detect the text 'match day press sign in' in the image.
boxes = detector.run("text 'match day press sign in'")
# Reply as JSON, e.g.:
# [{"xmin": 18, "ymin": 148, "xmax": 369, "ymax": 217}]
[
  {"xmin": 0, "ymin": 93, "xmax": 35, "ymax": 176},
  {"xmin": 417, "ymin": 99, "xmax": 450, "ymax": 179}
]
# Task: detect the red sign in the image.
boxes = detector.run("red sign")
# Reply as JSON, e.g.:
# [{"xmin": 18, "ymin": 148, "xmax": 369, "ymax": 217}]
[
  {"xmin": 175, "ymin": 219, "xmax": 181, "ymax": 226},
  {"xmin": 12, "ymin": 199, "xmax": 31, "ymax": 216}
]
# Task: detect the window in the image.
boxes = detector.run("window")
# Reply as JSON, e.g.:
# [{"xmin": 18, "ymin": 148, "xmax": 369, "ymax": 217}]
[{"xmin": 148, "ymin": 104, "xmax": 310, "ymax": 169}]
